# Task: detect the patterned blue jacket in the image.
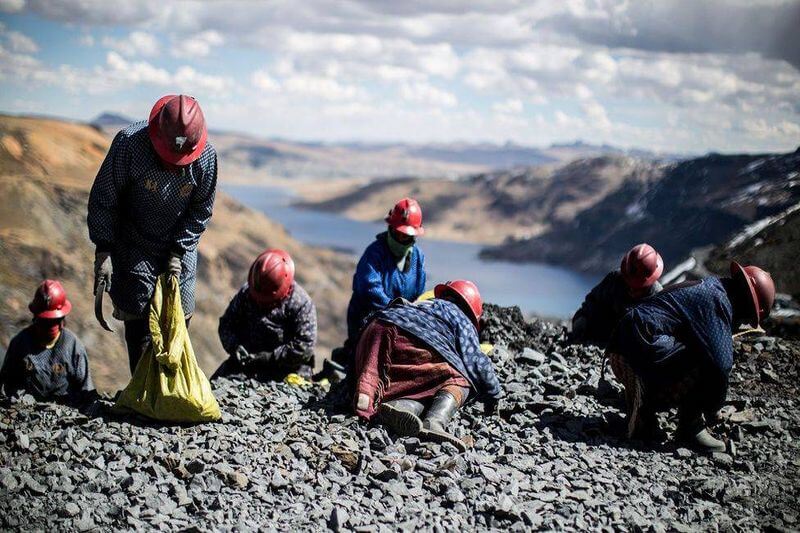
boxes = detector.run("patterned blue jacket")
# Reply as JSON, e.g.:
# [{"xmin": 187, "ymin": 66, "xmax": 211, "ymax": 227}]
[
  {"xmin": 0, "ymin": 327, "xmax": 94, "ymax": 402},
  {"xmin": 218, "ymin": 282, "xmax": 317, "ymax": 370},
  {"xmin": 346, "ymin": 232, "xmax": 426, "ymax": 340},
  {"xmin": 572, "ymin": 271, "xmax": 662, "ymax": 346},
  {"xmin": 373, "ymin": 298, "xmax": 502, "ymax": 403},
  {"xmin": 609, "ymin": 277, "xmax": 735, "ymax": 405},
  {"xmin": 87, "ymin": 121, "xmax": 217, "ymax": 317}
]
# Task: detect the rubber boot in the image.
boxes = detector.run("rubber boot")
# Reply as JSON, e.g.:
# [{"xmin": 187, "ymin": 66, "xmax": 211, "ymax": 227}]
[
  {"xmin": 677, "ymin": 410, "xmax": 726, "ymax": 453},
  {"xmin": 419, "ymin": 391, "xmax": 466, "ymax": 452},
  {"xmin": 379, "ymin": 398, "xmax": 424, "ymax": 437}
]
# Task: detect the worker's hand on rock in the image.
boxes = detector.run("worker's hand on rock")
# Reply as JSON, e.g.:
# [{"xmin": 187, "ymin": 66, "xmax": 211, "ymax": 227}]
[
  {"xmin": 167, "ymin": 254, "xmax": 183, "ymax": 277},
  {"xmin": 93, "ymin": 252, "xmax": 112, "ymax": 295},
  {"xmin": 234, "ymin": 345, "xmax": 253, "ymax": 365}
]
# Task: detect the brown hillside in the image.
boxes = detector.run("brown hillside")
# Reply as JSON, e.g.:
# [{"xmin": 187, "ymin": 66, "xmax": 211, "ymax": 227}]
[
  {"xmin": 298, "ymin": 156, "xmax": 663, "ymax": 244},
  {"xmin": 0, "ymin": 115, "xmax": 353, "ymax": 392}
]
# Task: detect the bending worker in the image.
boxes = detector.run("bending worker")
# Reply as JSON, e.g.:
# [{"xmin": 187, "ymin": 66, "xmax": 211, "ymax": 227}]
[
  {"xmin": 1, "ymin": 280, "xmax": 95, "ymax": 407},
  {"xmin": 353, "ymin": 280, "xmax": 502, "ymax": 452},
  {"xmin": 606, "ymin": 262, "xmax": 775, "ymax": 452},
  {"xmin": 212, "ymin": 249, "xmax": 317, "ymax": 381},
  {"xmin": 87, "ymin": 94, "xmax": 217, "ymax": 373},
  {"xmin": 572, "ymin": 243, "xmax": 664, "ymax": 346},
  {"xmin": 336, "ymin": 198, "xmax": 427, "ymax": 367}
]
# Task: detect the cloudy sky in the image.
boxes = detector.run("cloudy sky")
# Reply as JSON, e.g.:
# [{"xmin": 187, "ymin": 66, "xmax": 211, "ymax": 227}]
[{"xmin": 0, "ymin": 0, "xmax": 798, "ymax": 153}]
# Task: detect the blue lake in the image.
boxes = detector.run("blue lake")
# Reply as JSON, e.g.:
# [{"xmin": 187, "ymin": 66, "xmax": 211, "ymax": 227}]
[{"xmin": 224, "ymin": 184, "xmax": 597, "ymax": 318}]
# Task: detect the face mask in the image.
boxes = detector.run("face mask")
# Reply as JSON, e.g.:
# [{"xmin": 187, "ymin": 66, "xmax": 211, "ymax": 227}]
[
  {"xmin": 387, "ymin": 231, "xmax": 415, "ymax": 259},
  {"xmin": 33, "ymin": 319, "xmax": 62, "ymax": 345}
]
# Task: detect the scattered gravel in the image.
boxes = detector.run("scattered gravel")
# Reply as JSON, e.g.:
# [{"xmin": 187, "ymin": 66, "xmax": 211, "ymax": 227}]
[{"xmin": 1, "ymin": 304, "xmax": 798, "ymax": 530}]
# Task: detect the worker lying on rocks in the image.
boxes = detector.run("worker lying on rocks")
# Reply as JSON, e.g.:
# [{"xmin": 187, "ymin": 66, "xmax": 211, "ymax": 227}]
[
  {"xmin": 0, "ymin": 281, "xmax": 96, "ymax": 408},
  {"xmin": 88, "ymin": 95, "xmax": 217, "ymax": 374},
  {"xmin": 353, "ymin": 280, "xmax": 502, "ymax": 452},
  {"xmin": 334, "ymin": 198, "xmax": 427, "ymax": 369},
  {"xmin": 572, "ymin": 243, "xmax": 664, "ymax": 346},
  {"xmin": 606, "ymin": 262, "xmax": 775, "ymax": 452},
  {"xmin": 212, "ymin": 249, "xmax": 317, "ymax": 382}
]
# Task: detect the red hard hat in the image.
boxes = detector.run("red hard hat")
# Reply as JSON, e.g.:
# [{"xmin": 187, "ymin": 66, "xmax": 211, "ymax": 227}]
[
  {"xmin": 248, "ymin": 249, "xmax": 295, "ymax": 307},
  {"xmin": 385, "ymin": 198, "xmax": 425, "ymax": 237},
  {"xmin": 29, "ymin": 280, "xmax": 72, "ymax": 319},
  {"xmin": 620, "ymin": 243, "xmax": 664, "ymax": 290},
  {"xmin": 148, "ymin": 94, "xmax": 208, "ymax": 166},
  {"xmin": 434, "ymin": 280, "xmax": 482, "ymax": 329},
  {"xmin": 730, "ymin": 262, "xmax": 775, "ymax": 327}
]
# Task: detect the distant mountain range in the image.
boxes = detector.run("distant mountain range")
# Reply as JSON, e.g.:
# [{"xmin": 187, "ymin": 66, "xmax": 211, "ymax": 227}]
[
  {"xmin": 297, "ymin": 155, "xmax": 666, "ymax": 245},
  {"xmin": 89, "ymin": 112, "xmax": 683, "ymax": 181},
  {"xmin": 483, "ymin": 149, "xmax": 800, "ymax": 282},
  {"xmin": 299, "ymin": 143, "xmax": 800, "ymax": 298}
]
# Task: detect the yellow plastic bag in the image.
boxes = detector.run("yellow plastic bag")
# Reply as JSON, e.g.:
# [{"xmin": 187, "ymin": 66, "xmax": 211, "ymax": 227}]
[{"xmin": 113, "ymin": 275, "xmax": 221, "ymax": 423}]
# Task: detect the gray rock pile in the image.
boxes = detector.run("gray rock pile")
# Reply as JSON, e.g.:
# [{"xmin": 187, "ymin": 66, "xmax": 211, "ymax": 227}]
[{"xmin": 1, "ymin": 304, "xmax": 798, "ymax": 530}]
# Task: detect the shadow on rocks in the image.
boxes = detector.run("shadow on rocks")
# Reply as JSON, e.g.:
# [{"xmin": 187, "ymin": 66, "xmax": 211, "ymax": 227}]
[{"xmin": 535, "ymin": 410, "xmax": 679, "ymax": 454}]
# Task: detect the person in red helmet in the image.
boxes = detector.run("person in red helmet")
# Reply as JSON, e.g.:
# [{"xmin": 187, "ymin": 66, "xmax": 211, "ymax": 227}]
[
  {"xmin": 606, "ymin": 262, "xmax": 775, "ymax": 452},
  {"xmin": 336, "ymin": 198, "xmax": 428, "ymax": 369},
  {"xmin": 352, "ymin": 280, "xmax": 502, "ymax": 452},
  {"xmin": 212, "ymin": 249, "xmax": 317, "ymax": 381},
  {"xmin": 1, "ymin": 281, "xmax": 95, "ymax": 405},
  {"xmin": 87, "ymin": 95, "xmax": 217, "ymax": 374},
  {"xmin": 572, "ymin": 243, "xmax": 665, "ymax": 346}
]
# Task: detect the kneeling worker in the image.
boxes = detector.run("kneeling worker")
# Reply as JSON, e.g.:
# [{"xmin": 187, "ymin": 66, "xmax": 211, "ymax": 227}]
[
  {"xmin": 572, "ymin": 243, "xmax": 664, "ymax": 346},
  {"xmin": 1, "ymin": 280, "xmax": 95, "ymax": 406},
  {"xmin": 213, "ymin": 249, "xmax": 317, "ymax": 381},
  {"xmin": 353, "ymin": 280, "xmax": 502, "ymax": 451},
  {"xmin": 336, "ymin": 198, "xmax": 427, "ymax": 368},
  {"xmin": 607, "ymin": 262, "xmax": 774, "ymax": 452}
]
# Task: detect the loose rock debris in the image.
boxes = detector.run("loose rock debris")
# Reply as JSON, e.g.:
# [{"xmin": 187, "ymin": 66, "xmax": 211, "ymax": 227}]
[{"xmin": 1, "ymin": 304, "xmax": 798, "ymax": 530}]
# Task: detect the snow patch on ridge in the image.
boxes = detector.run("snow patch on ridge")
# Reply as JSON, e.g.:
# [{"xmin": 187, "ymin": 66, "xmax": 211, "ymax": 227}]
[{"xmin": 726, "ymin": 202, "xmax": 800, "ymax": 249}]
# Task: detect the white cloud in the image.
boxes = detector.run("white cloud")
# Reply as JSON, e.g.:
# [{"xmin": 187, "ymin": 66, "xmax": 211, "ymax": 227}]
[
  {"xmin": 581, "ymin": 100, "xmax": 611, "ymax": 130},
  {"xmin": 251, "ymin": 69, "xmax": 281, "ymax": 92},
  {"xmin": 171, "ymin": 30, "xmax": 224, "ymax": 58},
  {"xmin": 104, "ymin": 51, "xmax": 169, "ymax": 85},
  {"xmin": 5, "ymin": 30, "xmax": 38, "ymax": 53},
  {"xmin": 0, "ymin": 0, "xmax": 24, "ymax": 13},
  {"xmin": 78, "ymin": 34, "xmax": 94, "ymax": 47},
  {"xmin": 399, "ymin": 81, "xmax": 457, "ymax": 107},
  {"xmin": 492, "ymin": 98, "xmax": 523, "ymax": 114},
  {"xmin": 173, "ymin": 65, "xmax": 232, "ymax": 93},
  {"xmin": 282, "ymin": 72, "xmax": 366, "ymax": 101},
  {"xmin": 2, "ymin": 0, "xmax": 799, "ymax": 152},
  {"xmin": 102, "ymin": 31, "xmax": 159, "ymax": 57}
]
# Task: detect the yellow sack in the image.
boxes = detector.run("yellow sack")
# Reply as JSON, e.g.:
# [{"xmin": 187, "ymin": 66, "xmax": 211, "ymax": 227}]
[
  {"xmin": 416, "ymin": 290, "xmax": 436, "ymax": 302},
  {"xmin": 113, "ymin": 275, "xmax": 221, "ymax": 423}
]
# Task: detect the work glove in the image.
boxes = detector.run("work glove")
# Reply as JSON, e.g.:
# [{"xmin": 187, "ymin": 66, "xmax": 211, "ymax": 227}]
[
  {"xmin": 94, "ymin": 252, "xmax": 112, "ymax": 295},
  {"xmin": 167, "ymin": 254, "xmax": 183, "ymax": 277}
]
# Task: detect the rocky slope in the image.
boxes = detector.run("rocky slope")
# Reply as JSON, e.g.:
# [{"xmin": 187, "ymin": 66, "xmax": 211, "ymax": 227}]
[
  {"xmin": 0, "ymin": 304, "xmax": 797, "ymax": 530},
  {"xmin": 0, "ymin": 114, "xmax": 354, "ymax": 391},
  {"xmin": 485, "ymin": 149, "xmax": 800, "ymax": 275},
  {"xmin": 299, "ymin": 156, "xmax": 665, "ymax": 244}
]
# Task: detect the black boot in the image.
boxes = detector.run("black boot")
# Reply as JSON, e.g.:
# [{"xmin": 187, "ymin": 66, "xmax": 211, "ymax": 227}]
[
  {"xmin": 419, "ymin": 391, "xmax": 466, "ymax": 452},
  {"xmin": 379, "ymin": 398, "xmax": 425, "ymax": 437}
]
